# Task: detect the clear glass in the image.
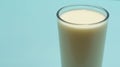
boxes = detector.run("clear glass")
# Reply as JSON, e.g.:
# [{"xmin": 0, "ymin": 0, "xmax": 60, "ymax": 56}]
[{"xmin": 57, "ymin": 5, "xmax": 109, "ymax": 67}]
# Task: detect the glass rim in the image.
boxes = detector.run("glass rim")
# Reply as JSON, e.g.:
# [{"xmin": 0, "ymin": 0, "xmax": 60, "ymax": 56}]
[{"xmin": 56, "ymin": 5, "xmax": 109, "ymax": 25}]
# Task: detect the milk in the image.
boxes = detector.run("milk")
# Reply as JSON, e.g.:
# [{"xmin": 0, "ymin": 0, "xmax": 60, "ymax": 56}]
[{"xmin": 58, "ymin": 9, "xmax": 107, "ymax": 67}]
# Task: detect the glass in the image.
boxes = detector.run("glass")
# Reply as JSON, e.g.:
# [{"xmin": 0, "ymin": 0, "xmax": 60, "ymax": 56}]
[{"xmin": 57, "ymin": 5, "xmax": 109, "ymax": 67}]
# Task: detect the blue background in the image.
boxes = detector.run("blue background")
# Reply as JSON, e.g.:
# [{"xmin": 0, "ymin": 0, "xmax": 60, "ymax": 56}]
[{"xmin": 0, "ymin": 0, "xmax": 120, "ymax": 67}]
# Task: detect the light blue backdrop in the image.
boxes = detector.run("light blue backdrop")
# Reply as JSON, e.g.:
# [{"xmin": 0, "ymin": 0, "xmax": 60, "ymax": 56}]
[{"xmin": 0, "ymin": 0, "xmax": 119, "ymax": 67}]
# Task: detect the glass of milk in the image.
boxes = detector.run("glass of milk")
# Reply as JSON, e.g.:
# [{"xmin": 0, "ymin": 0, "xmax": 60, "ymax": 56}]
[{"xmin": 57, "ymin": 5, "xmax": 109, "ymax": 67}]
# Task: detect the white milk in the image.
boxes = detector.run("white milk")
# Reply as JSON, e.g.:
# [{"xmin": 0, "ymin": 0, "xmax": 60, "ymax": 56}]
[{"xmin": 58, "ymin": 9, "xmax": 107, "ymax": 67}]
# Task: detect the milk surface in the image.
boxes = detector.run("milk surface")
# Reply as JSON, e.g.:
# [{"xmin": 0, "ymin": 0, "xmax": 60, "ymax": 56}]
[{"xmin": 60, "ymin": 9, "xmax": 105, "ymax": 24}]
